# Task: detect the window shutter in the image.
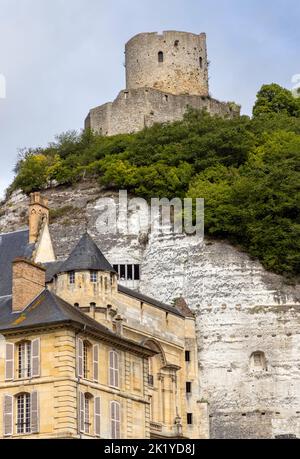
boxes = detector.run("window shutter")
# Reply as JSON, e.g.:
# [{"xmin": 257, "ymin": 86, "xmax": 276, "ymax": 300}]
[
  {"xmin": 31, "ymin": 338, "xmax": 40, "ymax": 378},
  {"xmin": 115, "ymin": 352, "xmax": 119, "ymax": 388},
  {"xmin": 93, "ymin": 344, "xmax": 99, "ymax": 382},
  {"xmin": 109, "ymin": 351, "xmax": 114, "ymax": 386},
  {"xmin": 115, "ymin": 402, "xmax": 120, "ymax": 438},
  {"xmin": 5, "ymin": 343, "xmax": 14, "ymax": 381},
  {"xmin": 77, "ymin": 339, "xmax": 83, "ymax": 378},
  {"xmin": 31, "ymin": 391, "xmax": 39, "ymax": 433},
  {"xmin": 94, "ymin": 397, "xmax": 101, "ymax": 437},
  {"xmin": 79, "ymin": 391, "xmax": 85, "ymax": 433},
  {"xmin": 3, "ymin": 395, "xmax": 13, "ymax": 436},
  {"xmin": 110, "ymin": 401, "xmax": 115, "ymax": 438},
  {"xmin": 111, "ymin": 401, "xmax": 120, "ymax": 439}
]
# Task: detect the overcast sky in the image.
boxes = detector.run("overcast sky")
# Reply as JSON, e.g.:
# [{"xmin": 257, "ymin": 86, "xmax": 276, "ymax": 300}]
[{"xmin": 0, "ymin": 0, "xmax": 299, "ymax": 198}]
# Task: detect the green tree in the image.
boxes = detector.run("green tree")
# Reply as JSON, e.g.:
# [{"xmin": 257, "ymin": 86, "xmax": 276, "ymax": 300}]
[
  {"xmin": 253, "ymin": 83, "xmax": 300, "ymax": 118},
  {"xmin": 13, "ymin": 154, "xmax": 49, "ymax": 193}
]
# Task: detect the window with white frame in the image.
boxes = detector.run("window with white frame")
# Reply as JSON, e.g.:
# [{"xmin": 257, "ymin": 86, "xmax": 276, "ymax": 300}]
[
  {"xmin": 109, "ymin": 350, "xmax": 120, "ymax": 388},
  {"xmin": 69, "ymin": 271, "xmax": 75, "ymax": 284},
  {"xmin": 79, "ymin": 392, "xmax": 101, "ymax": 437},
  {"xmin": 17, "ymin": 393, "xmax": 31, "ymax": 434},
  {"xmin": 113, "ymin": 264, "xmax": 140, "ymax": 281},
  {"xmin": 18, "ymin": 341, "xmax": 31, "ymax": 379},
  {"xmin": 111, "ymin": 401, "xmax": 121, "ymax": 439},
  {"xmin": 90, "ymin": 271, "xmax": 98, "ymax": 283},
  {"xmin": 3, "ymin": 392, "xmax": 39, "ymax": 437},
  {"xmin": 83, "ymin": 341, "xmax": 91, "ymax": 379},
  {"xmin": 84, "ymin": 393, "xmax": 91, "ymax": 434}
]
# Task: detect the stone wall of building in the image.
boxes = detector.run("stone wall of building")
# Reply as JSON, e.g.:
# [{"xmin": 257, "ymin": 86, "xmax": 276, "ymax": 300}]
[
  {"xmin": 85, "ymin": 88, "xmax": 240, "ymax": 136},
  {"xmin": 125, "ymin": 31, "xmax": 209, "ymax": 96},
  {"xmin": 1, "ymin": 185, "xmax": 300, "ymax": 438}
]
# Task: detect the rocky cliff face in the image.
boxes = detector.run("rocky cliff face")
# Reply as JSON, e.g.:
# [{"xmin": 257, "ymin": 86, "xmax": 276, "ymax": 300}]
[{"xmin": 1, "ymin": 181, "xmax": 300, "ymax": 439}]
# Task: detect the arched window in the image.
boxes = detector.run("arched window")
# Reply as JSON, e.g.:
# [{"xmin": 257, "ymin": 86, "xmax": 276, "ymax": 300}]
[
  {"xmin": 199, "ymin": 57, "xmax": 203, "ymax": 69},
  {"xmin": 109, "ymin": 350, "xmax": 120, "ymax": 388},
  {"xmin": 16, "ymin": 393, "xmax": 31, "ymax": 434},
  {"xmin": 250, "ymin": 351, "xmax": 267, "ymax": 371},
  {"xmin": 18, "ymin": 341, "xmax": 31, "ymax": 379},
  {"xmin": 111, "ymin": 401, "xmax": 121, "ymax": 439},
  {"xmin": 158, "ymin": 51, "xmax": 164, "ymax": 63}
]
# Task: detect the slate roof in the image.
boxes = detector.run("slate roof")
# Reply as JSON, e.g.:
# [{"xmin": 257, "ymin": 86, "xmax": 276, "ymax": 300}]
[
  {"xmin": 0, "ymin": 290, "xmax": 155, "ymax": 356},
  {"xmin": 44, "ymin": 261, "xmax": 63, "ymax": 283},
  {"xmin": 58, "ymin": 233, "xmax": 116, "ymax": 274},
  {"xmin": 118, "ymin": 284, "xmax": 184, "ymax": 317},
  {"xmin": 0, "ymin": 229, "xmax": 34, "ymax": 297}
]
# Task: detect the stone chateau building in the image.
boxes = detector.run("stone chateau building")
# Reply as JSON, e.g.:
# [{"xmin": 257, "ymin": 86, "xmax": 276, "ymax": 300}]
[
  {"xmin": 0, "ymin": 193, "xmax": 209, "ymax": 439},
  {"xmin": 85, "ymin": 31, "xmax": 240, "ymax": 136}
]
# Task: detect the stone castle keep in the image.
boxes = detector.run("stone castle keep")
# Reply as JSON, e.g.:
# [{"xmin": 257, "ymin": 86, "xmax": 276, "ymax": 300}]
[{"xmin": 85, "ymin": 31, "xmax": 240, "ymax": 136}]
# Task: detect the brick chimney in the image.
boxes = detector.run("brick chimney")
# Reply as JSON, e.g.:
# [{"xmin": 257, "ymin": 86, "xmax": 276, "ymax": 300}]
[
  {"xmin": 12, "ymin": 258, "xmax": 46, "ymax": 312},
  {"xmin": 29, "ymin": 192, "xmax": 49, "ymax": 244}
]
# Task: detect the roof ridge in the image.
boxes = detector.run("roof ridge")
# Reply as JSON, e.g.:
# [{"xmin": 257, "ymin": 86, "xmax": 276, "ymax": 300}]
[
  {"xmin": 48, "ymin": 290, "xmax": 115, "ymax": 334},
  {"xmin": 118, "ymin": 285, "xmax": 184, "ymax": 317},
  {"xmin": 0, "ymin": 228, "xmax": 28, "ymax": 237}
]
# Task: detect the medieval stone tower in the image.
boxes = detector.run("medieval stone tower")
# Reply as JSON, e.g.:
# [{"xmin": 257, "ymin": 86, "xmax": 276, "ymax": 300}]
[
  {"xmin": 125, "ymin": 31, "xmax": 209, "ymax": 96},
  {"xmin": 85, "ymin": 31, "xmax": 240, "ymax": 136}
]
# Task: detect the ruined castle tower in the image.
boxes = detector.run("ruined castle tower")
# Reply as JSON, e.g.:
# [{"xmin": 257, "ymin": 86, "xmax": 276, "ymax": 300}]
[
  {"xmin": 85, "ymin": 31, "xmax": 239, "ymax": 136},
  {"xmin": 125, "ymin": 31, "xmax": 209, "ymax": 96}
]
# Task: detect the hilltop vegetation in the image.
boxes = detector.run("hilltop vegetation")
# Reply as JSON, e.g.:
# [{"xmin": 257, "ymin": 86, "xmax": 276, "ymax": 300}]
[{"xmin": 8, "ymin": 83, "xmax": 300, "ymax": 277}]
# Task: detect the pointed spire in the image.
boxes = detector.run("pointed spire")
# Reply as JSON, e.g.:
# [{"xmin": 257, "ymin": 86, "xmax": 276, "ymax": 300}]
[{"xmin": 59, "ymin": 233, "xmax": 115, "ymax": 273}]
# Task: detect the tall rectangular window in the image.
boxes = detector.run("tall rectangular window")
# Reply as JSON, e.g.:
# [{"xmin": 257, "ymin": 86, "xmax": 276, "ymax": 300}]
[
  {"xmin": 186, "ymin": 382, "xmax": 192, "ymax": 394},
  {"xmin": 120, "ymin": 265, "xmax": 126, "ymax": 280},
  {"xmin": 84, "ymin": 395, "xmax": 90, "ymax": 434},
  {"xmin": 187, "ymin": 413, "xmax": 193, "ymax": 425},
  {"xmin": 109, "ymin": 350, "xmax": 120, "ymax": 388},
  {"xmin": 18, "ymin": 342, "xmax": 31, "ymax": 379},
  {"xmin": 69, "ymin": 271, "xmax": 75, "ymax": 284},
  {"xmin": 185, "ymin": 350, "xmax": 191, "ymax": 362},
  {"xmin": 127, "ymin": 265, "xmax": 133, "ymax": 280},
  {"xmin": 83, "ymin": 342, "xmax": 89, "ymax": 379},
  {"xmin": 111, "ymin": 401, "xmax": 121, "ymax": 439},
  {"xmin": 17, "ymin": 394, "xmax": 31, "ymax": 434},
  {"xmin": 134, "ymin": 265, "xmax": 140, "ymax": 280},
  {"xmin": 90, "ymin": 271, "xmax": 98, "ymax": 283}
]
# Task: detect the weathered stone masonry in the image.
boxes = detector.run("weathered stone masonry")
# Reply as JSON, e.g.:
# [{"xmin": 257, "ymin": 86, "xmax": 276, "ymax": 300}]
[{"xmin": 85, "ymin": 31, "xmax": 240, "ymax": 136}]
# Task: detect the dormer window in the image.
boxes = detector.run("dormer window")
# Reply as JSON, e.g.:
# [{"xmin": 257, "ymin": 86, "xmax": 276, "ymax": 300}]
[
  {"xmin": 69, "ymin": 271, "xmax": 75, "ymax": 285},
  {"xmin": 90, "ymin": 271, "xmax": 98, "ymax": 283}
]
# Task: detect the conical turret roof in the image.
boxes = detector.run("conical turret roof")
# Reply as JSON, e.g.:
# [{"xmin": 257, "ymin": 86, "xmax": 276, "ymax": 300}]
[{"xmin": 59, "ymin": 233, "xmax": 115, "ymax": 273}]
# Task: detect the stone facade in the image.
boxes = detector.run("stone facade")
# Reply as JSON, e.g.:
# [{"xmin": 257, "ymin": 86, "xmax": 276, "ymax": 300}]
[
  {"xmin": 85, "ymin": 87, "xmax": 239, "ymax": 137},
  {"xmin": 85, "ymin": 31, "xmax": 240, "ymax": 136},
  {"xmin": 0, "ymin": 192, "xmax": 208, "ymax": 439},
  {"xmin": 125, "ymin": 31, "xmax": 209, "ymax": 96},
  {"xmin": 0, "ymin": 326, "xmax": 152, "ymax": 439},
  {"xmin": 1, "ymin": 186, "xmax": 300, "ymax": 439}
]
